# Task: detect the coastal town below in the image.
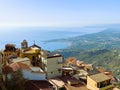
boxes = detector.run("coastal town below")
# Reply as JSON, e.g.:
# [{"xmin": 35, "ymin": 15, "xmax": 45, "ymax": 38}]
[{"xmin": 0, "ymin": 40, "xmax": 119, "ymax": 90}]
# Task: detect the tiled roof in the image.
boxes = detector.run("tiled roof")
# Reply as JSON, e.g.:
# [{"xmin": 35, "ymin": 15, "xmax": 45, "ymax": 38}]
[
  {"xmin": 59, "ymin": 76, "xmax": 80, "ymax": 84},
  {"xmin": 65, "ymin": 83, "xmax": 88, "ymax": 90},
  {"xmin": 25, "ymin": 80, "xmax": 53, "ymax": 90},
  {"xmin": 17, "ymin": 62, "xmax": 31, "ymax": 70},
  {"xmin": 3, "ymin": 62, "xmax": 30, "ymax": 74},
  {"xmin": 97, "ymin": 67, "xmax": 117, "ymax": 82},
  {"xmin": 5, "ymin": 44, "xmax": 15, "ymax": 47},
  {"xmin": 88, "ymin": 73, "xmax": 110, "ymax": 83},
  {"xmin": 47, "ymin": 54, "xmax": 62, "ymax": 59},
  {"xmin": 87, "ymin": 67, "xmax": 100, "ymax": 75},
  {"xmin": 49, "ymin": 78, "xmax": 65, "ymax": 88},
  {"xmin": 23, "ymin": 50, "xmax": 36, "ymax": 54},
  {"xmin": 98, "ymin": 67, "xmax": 112, "ymax": 75},
  {"xmin": 30, "ymin": 44, "xmax": 41, "ymax": 49},
  {"xmin": 58, "ymin": 76, "xmax": 88, "ymax": 90}
]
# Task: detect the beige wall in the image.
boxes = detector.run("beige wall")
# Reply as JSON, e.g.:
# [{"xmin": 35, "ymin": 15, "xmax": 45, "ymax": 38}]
[
  {"xmin": 87, "ymin": 76, "xmax": 114, "ymax": 90},
  {"xmin": 2, "ymin": 51, "xmax": 17, "ymax": 66},
  {"xmin": 20, "ymin": 53, "xmax": 38, "ymax": 60},
  {"xmin": 12, "ymin": 59, "xmax": 31, "ymax": 66},
  {"xmin": 46, "ymin": 56, "xmax": 63, "ymax": 79},
  {"xmin": 87, "ymin": 76, "xmax": 98, "ymax": 90},
  {"xmin": 20, "ymin": 48, "xmax": 41, "ymax": 60},
  {"xmin": 2, "ymin": 51, "xmax": 17, "ymax": 57}
]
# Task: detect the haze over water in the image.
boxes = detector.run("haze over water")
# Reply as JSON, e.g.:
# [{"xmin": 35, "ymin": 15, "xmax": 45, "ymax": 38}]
[
  {"xmin": 0, "ymin": 27, "xmax": 103, "ymax": 51},
  {"xmin": 0, "ymin": 28, "xmax": 80, "ymax": 51},
  {"xmin": 0, "ymin": 0, "xmax": 119, "ymax": 51}
]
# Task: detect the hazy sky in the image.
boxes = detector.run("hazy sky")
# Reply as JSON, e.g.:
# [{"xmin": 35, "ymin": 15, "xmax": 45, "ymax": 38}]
[{"xmin": 0, "ymin": 0, "xmax": 120, "ymax": 28}]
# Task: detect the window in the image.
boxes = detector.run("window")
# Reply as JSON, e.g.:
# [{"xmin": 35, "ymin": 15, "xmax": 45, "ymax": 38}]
[
  {"xmin": 58, "ymin": 69, "xmax": 61, "ymax": 73},
  {"xmin": 51, "ymin": 72, "xmax": 53, "ymax": 74},
  {"xmin": 59, "ymin": 87, "xmax": 66, "ymax": 90}
]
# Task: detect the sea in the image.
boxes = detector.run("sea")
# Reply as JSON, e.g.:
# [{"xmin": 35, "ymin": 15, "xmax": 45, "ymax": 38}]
[
  {"xmin": 0, "ymin": 27, "xmax": 103, "ymax": 51},
  {"xmin": 0, "ymin": 27, "xmax": 104, "ymax": 51}
]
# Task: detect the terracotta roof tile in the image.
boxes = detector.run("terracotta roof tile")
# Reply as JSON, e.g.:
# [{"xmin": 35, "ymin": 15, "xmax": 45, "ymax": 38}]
[{"xmin": 3, "ymin": 62, "xmax": 30, "ymax": 74}]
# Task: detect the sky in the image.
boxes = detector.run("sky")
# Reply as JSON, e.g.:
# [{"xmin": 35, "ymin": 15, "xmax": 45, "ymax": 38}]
[{"xmin": 0, "ymin": 0, "xmax": 120, "ymax": 28}]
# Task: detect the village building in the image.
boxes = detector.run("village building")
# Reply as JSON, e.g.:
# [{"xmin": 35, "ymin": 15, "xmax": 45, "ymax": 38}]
[
  {"xmin": 25, "ymin": 80, "xmax": 54, "ymax": 90},
  {"xmin": 49, "ymin": 78, "xmax": 65, "ymax": 90},
  {"xmin": 87, "ymin": 73, "xmax": 114, "ymax": 90},
  {"xmin": 10, "ymin": 57, "xmax": 31, "ymax": 66},
  {"xmin": 0, "ymin": 52, "xmax": 4, "ymax": 89},
  {"xmin": 0, "ymin": 52, "xmax": 2, "ymax": 74},
  {"xmin": 98, "ymin": 67, "xmax": 118, "ymax": 84},
  {"xmin": 2, "ymin": 44, "xmax": 20, "ymax": 67},
  {"xmin": 21, "ymin": 40, "xmax": 28, "ymax": 50},
  {"xmin": 20, "ymin": 43, "xmax": 41, "ymax": 60},
  {"xmin": 62, "ymin": 66, "xmax": 74, "ymax": 76},
  {"xmin": 40, "ymin": 54, "xmax": 63, "ymax": 79},
  {"xmin": 49, "ymin": 75, "xmax": 88, "ymax": 90},
  {"xmin": 2, "ymin": 62, "xmax": 46, "ymax": 81},
  {"xmin": 0, "ymin": 41, "xmax": 118, "ymax": 90},
  {"xmin": 59, "ymin": 75, "xmax": 88, "ymax": 90},
  {"xmin": 20, "ymin": 40, "xmax": 45, "ymax": 66}
]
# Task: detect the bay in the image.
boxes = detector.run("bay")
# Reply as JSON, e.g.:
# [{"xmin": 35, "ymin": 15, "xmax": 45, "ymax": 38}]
[{"xmin": 0, "ymin": 27, "xmax": 85, "ymax": 51}]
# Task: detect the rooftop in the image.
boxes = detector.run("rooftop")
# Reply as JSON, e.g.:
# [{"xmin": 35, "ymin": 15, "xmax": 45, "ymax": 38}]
[
  {"xmin": 87, "ymin": 67, "xmax": 100, "ymax": 75},
  {"xmin": 47, "ymin": 54, "xmax": 62, "ymax": 59},
  {"xmin": 65, "ymin": 83, "xmax": 88, "ymax": 90},
  {"xmin": 22, "ymin": 50, "xmax": 36, "ymax": 54},
  {"xmin": 25, "ymin": 80, "xmax": 53, "ymax": 90},
  {"xmin": 30, "ymin": 44, "xmax": 41, "ymax": 49},
  {"xmin": 30, "ymin": 67, "xmax": 43, "ymax": 72},
  {"xmin": 3, "ymin": 62, "xmax": 30, "ymax": 74},
  {"xmin": 49, "ymin": 78, "xmax": 65, "ymax": 88},
  {"xmin": 88, "ymin": 73, "xmax": 110, "ymax": 83},
  {"xmin": 58, "ymin": 76, "xmax": 88, "ymax": 90},
  {"xmin": 59, "ymin": 75, "xmax": 80, "ymax": 84},
  {"xmin": 98, "ymin": 67, "xmax": 112, "ymax": 75},
  {"xmin": 5, "ymin": 44, "xmax": 15, "ymax": 47},
  {"xmin": 11, "ymin": 57, "xmax": 30, "ymax": 62}
]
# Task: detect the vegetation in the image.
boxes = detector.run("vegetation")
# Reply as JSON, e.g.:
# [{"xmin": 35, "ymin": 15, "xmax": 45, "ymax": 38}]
[
  {"xmin": 6, "ymin": 69, "xmax": 27, "ymax": 90},
  {"xmin": 52, "ymin": 29, "xmax": 120, "ymax": 79},
  {"xmin": 117, "ymin": 83, "xmax": 120, "ymax": 88}
]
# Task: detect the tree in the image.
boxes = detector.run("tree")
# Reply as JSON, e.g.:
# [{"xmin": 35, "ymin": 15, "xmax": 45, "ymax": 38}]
[{"xmin": 6, "ymin": 69, "xmax": 27, "ymax": 90}]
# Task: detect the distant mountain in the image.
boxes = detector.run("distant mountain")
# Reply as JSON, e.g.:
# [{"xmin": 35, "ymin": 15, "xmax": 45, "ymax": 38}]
[{"xmin": 50, "ymin": 29, "xmax": 120, "ymax": 50}]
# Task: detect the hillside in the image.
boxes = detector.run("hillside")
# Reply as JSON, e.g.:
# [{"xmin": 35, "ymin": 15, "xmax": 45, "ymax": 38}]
[
  {"xmin": 52, "ymin": 29, "xmax": 120, "ymax": 79},
  {"xmin": 50, "ymin": 29, "xmax": 120, "ymax": 50},
  {"xmin": 79, "ymin": 49, "xmax": 120, "ymax": 79}
]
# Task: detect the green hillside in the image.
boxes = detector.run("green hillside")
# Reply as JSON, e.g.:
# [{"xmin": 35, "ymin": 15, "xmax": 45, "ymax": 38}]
[
  {"xmin": 51, "ymin": 29, "xmax": 120, "ymax": 50},
  {"xmin": 52, "ymin": 29, "xmax": 120, "ymax": 79}
]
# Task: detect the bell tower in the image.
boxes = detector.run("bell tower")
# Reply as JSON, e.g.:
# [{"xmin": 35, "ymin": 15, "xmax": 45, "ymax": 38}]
[{"xmin": 21, "ymin": 40, "xmax": 28, "ymax": 49}]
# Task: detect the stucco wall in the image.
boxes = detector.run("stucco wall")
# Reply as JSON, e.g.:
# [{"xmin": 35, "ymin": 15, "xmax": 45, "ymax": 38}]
[
  {"xmin": 46, "ymin": 57, "xmax": 62, "ymax": 79},
  {"xmin": 23, "ymin": 70, "xmax": 46, "ymax": 80},
  {"xmin": 87, "ymin": 76, "xmax": 98, "ymax": 90}
]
